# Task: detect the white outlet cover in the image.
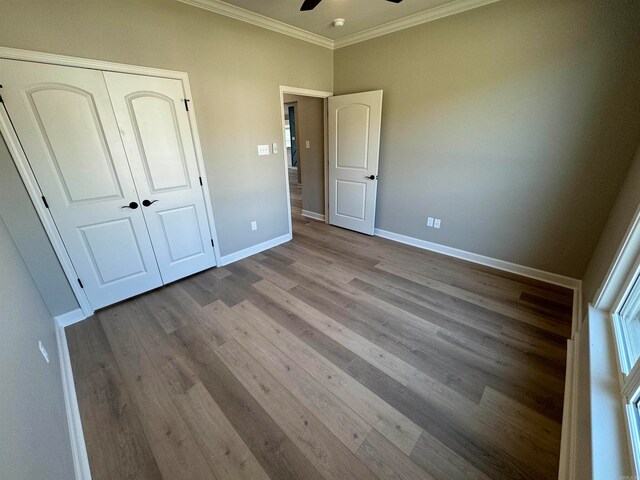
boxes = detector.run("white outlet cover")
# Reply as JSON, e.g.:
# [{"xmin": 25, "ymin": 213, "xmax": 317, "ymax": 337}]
[
  {"xmin": 434, "ymin": 219, "xmax": 441, "ymax": 229},
  {"xmin": 427, "ymin": 217, "xmax": 434, "ymax": 227},
  {"xmin": 257, "ymin": 145, "xmax": 270, "ymax": 156},
  {"xmin": 251, "ymin": 221, "xmax": 258, "ymax": 231}
]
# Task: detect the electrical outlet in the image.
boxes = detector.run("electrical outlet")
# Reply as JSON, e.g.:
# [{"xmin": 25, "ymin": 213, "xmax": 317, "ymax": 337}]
[
  {"xmin": 305, "ymin": 140, "xmax": 310, "ymax": 149},
  {"xmin": 434, "ymin": 218, "xmax": 441, "ymax": 229},
  {"xmin": 251, "ymin": 221, "xmax": 258, "ymax": 231},
  {"xmin": 272, "ymin": 143, "xmax": 278, "ymax": 154},
  {"xmin": 257, "ymin": 145, "xmax": 270, "ymax": 156},
  {"xmin": 427, "ymin": 217, "xmax": 434, "ymax": 227},
  {"xmin": 39, "ymin": 341, "xmax": 50, "ymax": 364}
]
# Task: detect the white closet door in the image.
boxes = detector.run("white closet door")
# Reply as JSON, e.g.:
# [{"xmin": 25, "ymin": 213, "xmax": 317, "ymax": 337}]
[
  {"xmin": 0, "ymin": 59, "xmax": 163, "ymax": 310},
  {"xmin": 104, "ymin": 72, "xmax": 216, "ymax": 284},
  {"xmin": 328, "ymin": 90, "xmax": 383, "ymax": 235}
]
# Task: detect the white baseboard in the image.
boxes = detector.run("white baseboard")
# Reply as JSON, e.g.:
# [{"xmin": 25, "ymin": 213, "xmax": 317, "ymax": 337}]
[
  {"xmin": 301, "ymin": 210, "xmax": 325, "ymax": 222},
  {"xmin": 220, "ymin": 233, "xmax": 292, "ymax": 266},
  {"xmin": 373, "ymin": 228, "xmax": 581, "ymax": 290},
  {"xmin": 55, "ymin": 308, "xmax": 87, "ymax": 327},
  {"xmin": 54, "ymin": 316, "xmax": 91, "ymax": 480},
  {"xmin": 558, "ymin": 336, "xmax": 577, "ymax": 480}
]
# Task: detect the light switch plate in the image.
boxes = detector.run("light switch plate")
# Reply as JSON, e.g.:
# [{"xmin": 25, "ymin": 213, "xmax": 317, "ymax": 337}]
[
  {"xmin": 434, "ymin": 219, "xmax": 441, "ymax": 229},
  {"xmin": 306, "ymin": 140, "xmax": 310, "ymax": 149},
  {"xmin": 257, "ymin": 145, "xmax": 270, "ymax": 156},
  {"xmin": 427, "ymin": 217, "xmax": 434, "ymax": 227},
  {"xmin": 272, "ymin": 143, "xmax": 278, "ymax": 154},
  {"xmin": 251, "ymin": 221, "xmax": 258, "ymax": 231}
]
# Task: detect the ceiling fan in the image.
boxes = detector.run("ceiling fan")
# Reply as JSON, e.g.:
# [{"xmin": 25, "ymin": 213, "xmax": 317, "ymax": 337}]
[{"xmin": 301, "ymin": 0, "xmax": 403, "ymax": 11}]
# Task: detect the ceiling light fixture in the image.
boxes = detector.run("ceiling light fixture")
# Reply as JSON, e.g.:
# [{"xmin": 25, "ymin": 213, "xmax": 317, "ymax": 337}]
[
  {"xmin": 333, "ymin": 18, "xmax": 346, "ymax": 27},
  {"xmin": 301, "ymin": 0, "xmax": 403, "ymax": 11}
]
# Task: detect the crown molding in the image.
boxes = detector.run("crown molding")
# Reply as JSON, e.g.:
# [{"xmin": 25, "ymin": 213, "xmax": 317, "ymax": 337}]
[
  {"xmin": 333, "ymin": 0, "xmax": 501, "ymax": 49},
  {"xmin": 176, "ymin": 0, "xmax": 501, "ymax": 51},
  {"xmin": 176, "ymin": 0, "xmax": 334, "ymax": 49}
]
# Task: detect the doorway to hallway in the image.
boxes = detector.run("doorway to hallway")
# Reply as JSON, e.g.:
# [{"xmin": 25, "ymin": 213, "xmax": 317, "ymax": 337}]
[{"xmin": 282, "ymin": 92, "xmax": 326, "ymax": 224}]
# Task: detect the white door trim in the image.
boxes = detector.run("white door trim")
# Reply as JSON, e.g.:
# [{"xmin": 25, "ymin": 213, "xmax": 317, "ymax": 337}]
[
  {"xmin": 0, "ymin": 108, "xmax": 94, "ymax": 317},
  {"xmin": 180, "ymin": 73, "xmax": 223, "ymax": 264},
  {"xmin": 279, "ymin": 85, "xmax": 333, "ymax": 237},
  {"xmin": 0, "ymin": 46, "xmax": 221, "ymax": 316},
  {"xmin": 54, "ymin": 313, "xmax": 91, "ymax": 480},
  {"xmin": 0, "ymin": 46, "xmax": 193, "ymax": 80}
]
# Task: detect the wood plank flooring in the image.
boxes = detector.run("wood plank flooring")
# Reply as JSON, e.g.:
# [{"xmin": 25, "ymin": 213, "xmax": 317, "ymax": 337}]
[{"xmin": 67, "ymin": 173, "xmax": 571, "ymax": 480}]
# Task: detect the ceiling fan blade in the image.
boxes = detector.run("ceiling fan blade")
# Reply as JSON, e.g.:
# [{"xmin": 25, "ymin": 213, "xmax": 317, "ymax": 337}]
[{"xmin": 300, "ymin": 0, "xmax": 322, "ymax": 11}]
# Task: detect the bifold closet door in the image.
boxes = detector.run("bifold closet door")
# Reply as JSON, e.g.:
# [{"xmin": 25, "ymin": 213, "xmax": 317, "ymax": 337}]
[
  {"xmin": 104, "ymin": 72, "xmax": 216, "ymax": 283},
  {"xmin": 0, "ymin": 59, "xmax": 163, "ymax": 309}
]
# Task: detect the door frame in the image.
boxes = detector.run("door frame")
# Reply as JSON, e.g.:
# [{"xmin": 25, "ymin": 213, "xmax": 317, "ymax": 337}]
[
  {"xmin": 283, "ymin": 101, "xmax": 298, "ymax": 171},
  {"xmin": 279, "ymin": 86, "xmax": 332, "ymax": 237},
  {"xmin": 0, "ymin": 46, "xmax": 222, "ymax": 317}
]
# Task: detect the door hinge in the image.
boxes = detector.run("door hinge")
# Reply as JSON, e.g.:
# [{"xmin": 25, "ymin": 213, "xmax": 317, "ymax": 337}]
[
  {"xmin": 41, "ymin": 196, "xmax": 49, "ymax": 208},
  {"xmin": 199, "ymin": 176, "xmax": 203, "ymax": 186},
  {"xmin": 183, "ymin": 99, "xmax": 191, "ymax": 112},
  {"xmin": 77, "ymin": 278, "xmax": 84, "ymax": 289},
  {"xmin": 211, "ymin": 239, "xmax": 215, "ymax": 247}
]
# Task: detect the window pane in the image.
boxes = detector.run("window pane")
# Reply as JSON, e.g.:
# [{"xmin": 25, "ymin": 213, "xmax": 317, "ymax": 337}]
[{"xmin": 620, "ymin": 276, "xmax": 640, "ymax": 373}]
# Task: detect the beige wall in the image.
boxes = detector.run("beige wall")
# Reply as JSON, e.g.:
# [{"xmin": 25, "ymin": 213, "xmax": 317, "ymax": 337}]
[
  {"xmin": 334, "ymin": 0, "xmax": 640, "ymax": 279},
  {"xmin": 0, "ymin": 214, "xmax": 75, "ymax": 479},
  {"xmin": 0, "ymin": 0, "xmax": 333, "ymax": 258},
  {"xmin": 2, "ymin": 0, "xmax": 639, "ymax": 312},
  {"xmin": 284, "ymin": 94, "xmax": 325, "ymax": 216},
  {"xmin": 582, "ymin": 145, "xmax": 640, "ymax": 310},
  {"xmin": 0, "ymin": 135, "xmax": 78, "ymax": 316}
]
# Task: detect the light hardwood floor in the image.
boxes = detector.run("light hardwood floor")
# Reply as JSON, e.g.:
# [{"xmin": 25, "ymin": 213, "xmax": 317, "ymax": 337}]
[{"xmin": 67, "ymin": 172, "xmax": 571, "ymax": 480}]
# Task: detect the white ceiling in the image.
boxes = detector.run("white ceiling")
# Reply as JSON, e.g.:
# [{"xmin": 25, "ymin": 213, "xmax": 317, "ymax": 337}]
[
  {"xmin": 218, "ymin": 0, "xmax": 455, "ymax": 40},
  {"xmin": 178, "ymin": 0, "xmax": 499, "ymax": 48}
]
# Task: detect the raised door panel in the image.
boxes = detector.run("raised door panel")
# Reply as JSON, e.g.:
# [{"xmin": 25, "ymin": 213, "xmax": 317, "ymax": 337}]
[
  {"xmin": 157, "ymin": 205, "xmax": 205, "ymax": 264},
  {"xmin": 104, "ymin": 71, "xmax": 216, "ymax": 283},
  {"xmin": 328, "ymin": 91, "xmax": 383, "ymax": 235},
  {"xmin": 335, "ymin": 180, "xmax": 367, "ymax": 220},
  {"xmin": 78, "ymin": 218, "xmax": 151, "ymax": 285},
  {"xmin": 127, "ymin": 93, "xmax": 190, "ymax": 192},
  {"xmin": 0, "ymin": 59, "xmax": 163, "ymax": 310},
  {"xmin": 27, "ymin": 87, "xmax": 123, "ymax": 203},
  {"xmin": 336, "ymin": 105, "xmax": 370, "ymax": 170}
]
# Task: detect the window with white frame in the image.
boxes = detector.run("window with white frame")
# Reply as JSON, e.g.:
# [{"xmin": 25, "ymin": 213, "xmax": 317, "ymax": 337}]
[
  {"xmin": 613, "ymin": 268, "xmax": 640, "ymax": 474},
  {"xmin": 614, "ymin": 276, "xmax": 640, "ymax": 375}
]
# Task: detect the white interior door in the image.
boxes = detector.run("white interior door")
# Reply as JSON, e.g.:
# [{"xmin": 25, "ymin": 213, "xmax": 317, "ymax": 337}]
[
  {"xmin": 104, "ymin": 72, "xmax": 216, "ymax": 284},
  {"xmin": 0, "ymin": 59, "xmax": 163, "ymax": 310},
  {"xmin": 328, "ymin": 90, "xmax": 383, "ymax": 235}
]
